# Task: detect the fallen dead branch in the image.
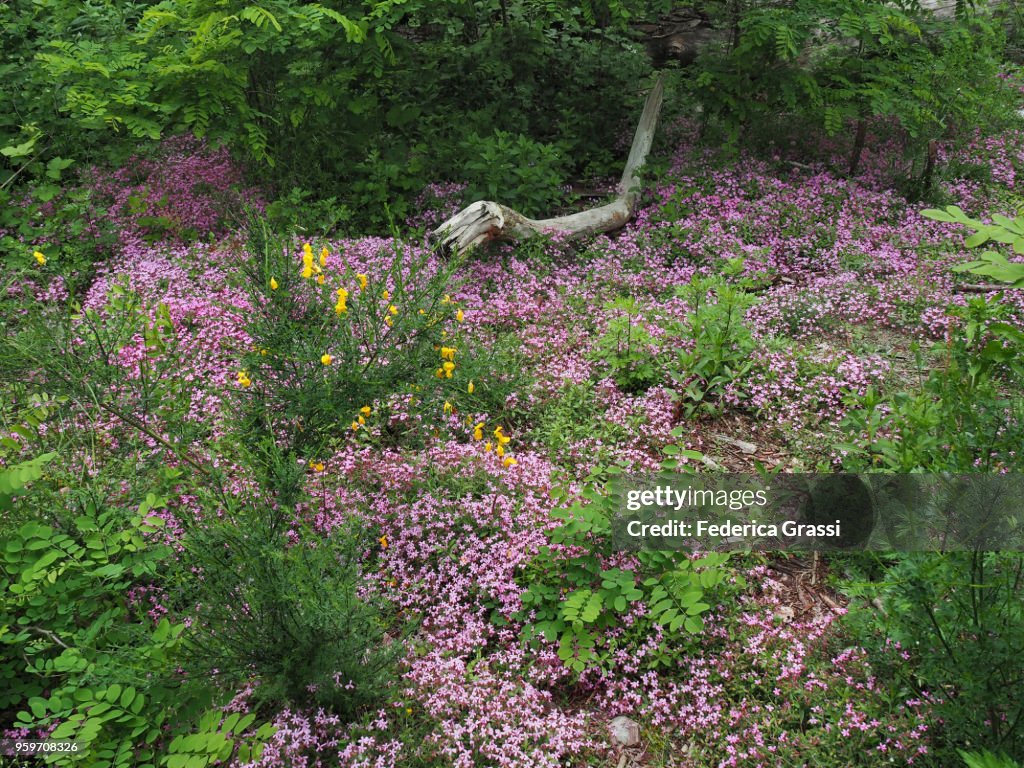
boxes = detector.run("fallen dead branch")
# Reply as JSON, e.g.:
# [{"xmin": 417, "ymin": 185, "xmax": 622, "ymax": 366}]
[{"xmin": 432, "ymin": 75, "xmax": 665, "ymax": 256}]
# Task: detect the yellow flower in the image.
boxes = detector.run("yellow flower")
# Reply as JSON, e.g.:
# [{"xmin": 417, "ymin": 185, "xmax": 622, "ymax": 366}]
[
  {"xmin": 441, "ymin": 294, "xmax": 451, "ymax": 305},
  {"xmin": 496, "ymin": 444, "xmax": 505, "ymax": 458},
  {"xmin": 379, "ymin": 535, "xmax": 388, "ymax": 549},
  {"xmin": 435, "ymin": 367, "xmax": 444, "ymax": 379},
  {"xmin": 337, "ymin": 287, "xmax": 349, "ymax": 299},
  {"xmin": 494, "ymin": 426, "xmax": 505, "ymax": 438},
  {"xmin": 335, "ymin": 301, "xmax": 348, "ymax": 315},
  {"xmin": 33, "ymin": 250, "xmax": 47, "ymax": 265},
  {"xmin": 503, "ymin": 456, "xmax": 517, "ymax": 467},
  {"xmin": 382, "ymin": 289, "xmax": 390, "ymax": 300},
  {"xmin": 388, "ymin": 304, "xmax": 398, "ymax": 316},
  {"xmin": 303, "ymin": 243, "xmax": 313, "ymax": 255},
  {"xmin": 473, "ymin": 423, "xmax": 484, "ymax": 441},
  {"xmin": 440, "ymin": 346, "xmax": 456, "ymax": 362},
  {"xmin": 236, "ymin": 370, "xmax": 252, "ymax": 387},
  {"xmin": 385, "ymin": 316, "xmax": 393, "ymax": 327},
  {"xmin": 319, "ymin": 247, "xmax": 329, "ymax": 266},
  {"xmin": 351, "ymin": 420, "xmax": 360, "ymax": 430},
  {"xmin": 443, "ymin": 401, "xmax": 453, "ymax": 414},
  {"xmin": 357, "ymin": 273, "xmax": 368, "ymax": 290},
  {"xmin": 358, "ymin": 415, "xmax": 366, "ymax": 425},
  {"xmin": 405, "ymin": 707, "xmax": 413, "ymax": 715},
  {"xmin": 468, "ymin": 381, "xmax": 475, "ymax": 394},
  {"xmin": 260, "ymin": 348, "xmax": 268, "ymax": 356},
  {"xmin": 301, "ymin": 249, "xmax": 321, "ymax": 279},
  {"xmin": 484, "ymin": 441, "xmax": 492, "ymax": 452},
  {"xmin": 496, "ymin": 432, "xmax": 510, "ymax": 446},
  {"xmin": 270, "ymin": 277, "xmax": 279, "ymax": 290},
  {"xmin": 309, "ymin": 461, "xmax": 325, "ymax": 472},
  {"xmin": 442, "ymin": 361, "xmax": 455, "ymax": 378},
  {"xmin": 360, "ymin": 406, "xmax": 372, "ymax": 416},
  {"xmin": 316, "ymin": 274, "xmax": 325, "ymax": 285},
  {"xmin": 456, "ymin": 309, "xmax": 464, "ymax": 323},
  {"xmin": 321, "ymin": 354, "xmax": 333, "ymax": 365}
]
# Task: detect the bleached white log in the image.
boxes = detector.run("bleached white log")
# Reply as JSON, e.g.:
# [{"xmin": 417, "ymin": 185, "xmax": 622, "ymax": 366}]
[{"xmin": 432, "ymin": 75, "xmax": 665, "ymax": 256}]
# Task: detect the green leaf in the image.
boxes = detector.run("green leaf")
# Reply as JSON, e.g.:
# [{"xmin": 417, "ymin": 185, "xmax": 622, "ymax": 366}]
[
  {"xmin": 686, "ymin": 601, "xmax": 711, "ymax": 615},
  {"xmin": 965, "ymin": 231, "xmax": 990, "ymax": 248},
  {"xmin": 921, "ymin": 207, "xmax": 955, "ymax": 222},
  {"xmin": 240, "ymin": 6, "xmax": 283, "ymax": 32},
  {"xmin": 119, "ymin": 687, "xmax": 135, "ymax": 709},
  {"xmin": 1, "ymin": 138, "xmax": 38, "ymax": 158},
  {"xmin": 28, "ymin": 697, "xmax": 48, "ymax": 719}
]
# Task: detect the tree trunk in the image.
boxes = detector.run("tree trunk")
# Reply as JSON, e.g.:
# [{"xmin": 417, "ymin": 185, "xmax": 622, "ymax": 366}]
[
  {"xmin": 921, "ymin": 138, "xmax": 938, "ymax": 193},
  {"xmin": 431, "ymin": 74, "xmax": 666, "ymax": 256},
  {"xmin": 848, "ymin": 118, "xmax": 867, "ymax": 176}
]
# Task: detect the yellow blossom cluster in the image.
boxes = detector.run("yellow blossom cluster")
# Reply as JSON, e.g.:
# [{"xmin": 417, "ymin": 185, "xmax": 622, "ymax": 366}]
[
  {"xmin": 33, "ymin": 250, "xmax": 46, "ymax": 266},
  {"xmin": 300, "ymin": 243, "xmax": 323, "ymax": 281},
  {"xmin": 351, "ymin": 405, "xmax": 372, "ymax": 431},
  {"xmin": 236, "ymin": 370, "xmax": 252, "ymax": 388},
  {"xmin": 436, "ymin": 346, "xmax": 457, "ymax": 379},
  {"xmin": 473, "ymin": 422, "xmax": 516, "ymax": 467}
]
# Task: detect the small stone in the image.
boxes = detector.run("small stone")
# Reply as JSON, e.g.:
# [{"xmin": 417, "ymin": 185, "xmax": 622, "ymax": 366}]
[{"xmin": 609, "ymin": 715, "xmax": 640, "ymax": 747}]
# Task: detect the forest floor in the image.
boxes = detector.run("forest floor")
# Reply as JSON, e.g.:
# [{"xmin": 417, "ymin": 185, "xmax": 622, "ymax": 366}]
[{"xmin": 6, "ymin": 110, "xmax": 1024, "ymax": 766}]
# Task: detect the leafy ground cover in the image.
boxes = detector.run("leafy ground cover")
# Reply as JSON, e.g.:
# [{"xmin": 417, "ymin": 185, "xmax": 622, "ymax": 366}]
[{"xmin": 2, "ymin": 105, "xmax": 1024, "ymax": 767}]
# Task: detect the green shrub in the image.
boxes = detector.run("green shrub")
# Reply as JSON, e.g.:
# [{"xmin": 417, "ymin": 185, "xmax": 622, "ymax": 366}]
[
  {"xmin": 842, "ymin": 552, "xmax": 1024, "ymax": 761},
  {"xmin": 837, "ymin": 297, "xmax": 1024, "ymax": 471},
  {"xmin": 590, "ymin": 297, "xmax": 661, "ymax": 393},
  {"xmin": 264, "ymin": 187, "xmax": 352, "ymax": 237},
  {"xmin": 233, "ymin": 216, "xmax": 471, "ymax": 458},
  {"xmin": 182, "ymin": 498, "xmax": 404, "ymax": 718},
  {"xmin": 460, "ymin": 130, "xmax": 570, "ymax": 216},
  {"xmin": 0, "ymin": 485, "xmax": 276, "ymax": 767},
  {"xmin": 0, "ymin": 179, "xmax": 118, "ymax": 301},
  {"xmin": 664, "ymin": 275, "xmax": 757, "ymax": 420}
]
